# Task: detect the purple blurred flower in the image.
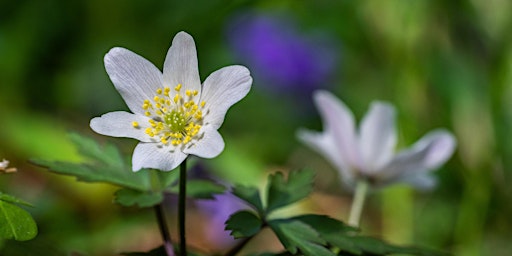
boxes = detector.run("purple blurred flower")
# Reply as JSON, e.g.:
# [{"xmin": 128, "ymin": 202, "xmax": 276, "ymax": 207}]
[
  {"xmin": 195, "ymin": 192, "xmax": 247, "ymax": 249},
  {"xmin": 226, "ymin": 12, "xmax": 339, "ymax": 95}
]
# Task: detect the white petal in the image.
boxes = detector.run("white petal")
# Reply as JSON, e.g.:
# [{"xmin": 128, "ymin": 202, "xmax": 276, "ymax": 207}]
[
  {"xmin": 163, "ymin": 31, "xmax": 202, "ymax": 94},
  {"xmin": 359, "ymin": 101, "xmax": 397, "ymax": 173},
  {"xmin": 313, "ymin": 90, "xmax": 363, "ymax": 170},
  {"xmin": 0, "ymin": 159, "xmax": 9, "ymax": 169},
  {"xmin": 104, "ymin": 47, "xmax": 163, "ymax": 115},
  {"xmin": 183, "ymin": 125, "xmax": 225, "ymax": 158},
  {"xmin": 378, "ymin": 129, "xmax": 456, "ymax": 181},
  {"xmin": 90, "ymin": 111, "xmax": 152, "ymax": 142},
  {"xmin": 398, "ymin": 173, "xmax": 438, "ymax": 191},
  {"xmin": 296, "ymin": 129, "xmax": 354, "ymax": 182},
  {"xmin": 200, "ymin": 65, "xmax": 252, "ymax": 129},
  {"xmin": 132, "ymin": 142, "xmax": 187, "ymax": 172}
]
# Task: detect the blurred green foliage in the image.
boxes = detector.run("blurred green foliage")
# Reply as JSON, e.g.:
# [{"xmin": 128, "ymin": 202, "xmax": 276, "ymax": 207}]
[{"xmin": 1, "ymin": 0, "xmax": 512, "ymax": 255}]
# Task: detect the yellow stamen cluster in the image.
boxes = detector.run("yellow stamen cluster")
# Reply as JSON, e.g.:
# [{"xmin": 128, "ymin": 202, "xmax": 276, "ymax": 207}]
[{"xmin": 135, "ymin": 84, "xmax": 206, "ymax": 146}]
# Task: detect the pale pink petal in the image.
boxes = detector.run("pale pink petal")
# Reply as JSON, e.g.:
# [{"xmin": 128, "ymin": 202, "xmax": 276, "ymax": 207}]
[
  {"xmin": 104, "ymin": 48, "xmax": 163, "ymax": 115},
  {"xmin": 359, "ymin": 101, "xmax": 397, "ymax": 173},
  {"xmin": 132, "ymin": 142, "xmax": 187, "ymax": 172},
  {"xmin": 183, "ymin": 125, "xmax": 225, "ymax": 158},
  {"xmin": 163, "ymin": 31, "xmax": 202, "ymax": 95},
  {"xmin": 297, "ymin": 129, "xmax": 354, "ymax": 182},
  {"xmin": 313, "ymin": 90, "xmax": 363, "ymax": 170},
  {"xmin": 90, "ymin": 111, "xmax": 152, "ymax": 142},
  {"xmin": 200, "ymin": 65, "xmax": 252, "ymax": 129},
  {"xmin": 378, "ymin": 129, "xmax": 456, "ymax": 180},
  {"xmin": 394, "ymin": 173, "xmax": 438, "ymax": 191}
]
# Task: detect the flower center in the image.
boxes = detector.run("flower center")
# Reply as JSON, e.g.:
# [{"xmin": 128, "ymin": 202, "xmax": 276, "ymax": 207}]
[{"xmin": 133, "ymin": 84, "xmax": 206, "ymax": 146}]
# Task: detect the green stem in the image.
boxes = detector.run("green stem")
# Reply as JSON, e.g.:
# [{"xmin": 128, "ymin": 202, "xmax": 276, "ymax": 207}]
[
  {"xmin": 155, "ymin": 204, "xmax": 175, "ymax": 256},
  {"xmin": 178, "ymin": 158, "xmax": 188, "ymax": 256},
  {"xmin": 348, "ymin": 180, "xmax": 369, "ymax": 227}
]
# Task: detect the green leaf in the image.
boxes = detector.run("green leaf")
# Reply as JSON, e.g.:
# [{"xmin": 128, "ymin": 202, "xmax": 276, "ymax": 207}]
[
  {"xmin": 338, "ymin": 236, "xmax": 450, "ymax": 256},
  {"xmin": 225, "ymin": 210, "xmax": 262, "ymax": 239},
  {"xmin": 0, "ymin": 192, "xmax": 33, "ymax": 207},
  {"xmin": 114, "ymin": 189, "xmax": 164, "ymax": 208},
  {"xmin": 0, "ymin": 200, "xmax": 37, "ymax": 241},
  {"xmin": 266, "ymin": 169, "xmax": 315, "ymax": 213},
  {"xmin": 168, "ymin": 180, "xmax": 225, "ymax": 199},
  {"xmin": 68, "ymin": 132, "xmax": 123, "ymax": 168},
  {"xmin": 231, "ymin": 185, "xmax": 264, "ymax": 214},
  {"xmin": 268, "ymin": 219, "xmax": 334, "ymax": 256},
  {"xmin": 291, "ymin": 214, "xmax": 361, "ymax": 254},
  {"xmin": 30, "ymin": 133, "xmax": 153, "ymax": 191}
]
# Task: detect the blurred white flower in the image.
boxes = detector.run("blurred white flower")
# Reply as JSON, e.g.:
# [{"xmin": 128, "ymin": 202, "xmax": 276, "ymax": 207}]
[
  {"xmin": 0, "ymin": 159, "xmax": 17, "ymax": 173},
  {"xmin": 90, "ymin": 32, "xmax": 252, "ymax": 171},
  {"xmin": 297, "ymin": 90, "xmax": 456, "ymax": 190}
]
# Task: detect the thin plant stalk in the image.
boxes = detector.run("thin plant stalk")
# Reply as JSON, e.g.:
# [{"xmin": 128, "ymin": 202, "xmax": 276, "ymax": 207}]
[
  {"xmin": 179, "ymin": 158, "xmax": 188, "ymax": 256},
  {"xmin": 348, "ymin": 180, "xmax": 369, "ymax": 227},
  {"xmin": 154, "ymin": 204, "xmax": 175, "ymax": 256}
]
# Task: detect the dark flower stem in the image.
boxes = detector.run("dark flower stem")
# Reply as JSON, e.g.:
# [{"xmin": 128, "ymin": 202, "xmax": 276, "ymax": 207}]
[
  {"xmin": 154, "ymin": 204, "xmax": 175, "ymax": 256},
  {"xmin": 179, "ymin": 158, "xmax": 188, "ymax": 256}
]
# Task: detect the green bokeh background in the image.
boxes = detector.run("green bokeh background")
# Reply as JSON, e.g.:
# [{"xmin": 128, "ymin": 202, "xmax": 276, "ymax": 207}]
[{"xmin": 1, "ymin": 0, "xmax": 511, "ymax": 255}]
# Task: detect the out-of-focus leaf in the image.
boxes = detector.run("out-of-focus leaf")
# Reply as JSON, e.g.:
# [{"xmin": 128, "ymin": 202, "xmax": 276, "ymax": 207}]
[
  {"xmin": 68, "ymin": 132, "xmax": 123, "ymax": 168},
  {"xmin": 121, "ymin": 245, "xmax": 202, "ymax": 256},
  {"xmin": 0, "ymin": 199, "xmax": 37, "ymax": 241},
  {"xmin": 0, "ymin": 193, "xmax": 33, "ymax": 207},
  {"xmin": 231, "ymin": 185, "xmax": 264, "ymax": 214},
  {"xmin": 247, "ymin": 253, "xmax": 292, "ymax": 256},
  {"xmin": 157, "ymin": 169, "xmax": 180, "ymax": 189},
  {"xmin": 337, "ymin": 236, "xmax": 451, "ymax": 256},
  {"xmin": 266, "ymin": 169, "xmax": 315, "ymax": 213},
  {"xmin": 168, "ymin": 180, "xmax": 225, "ymax": 199},
  {"xmin": 30, "ymin": 133, "xmax": 152, "ymax": 191},
  {"xmin": 113, "ymin": 189, "xmax": 164, "ymax": 208},
  {"xmin": 225, "ymin": 210, "xmax": 262, "ymax": 239},
  {"xmin": 268, "ymin": 219, "xmax": 334, "ymax": 256},
  {"xmin": 291, "ymin": 214, "xmax": 361, "ymax": 254}
]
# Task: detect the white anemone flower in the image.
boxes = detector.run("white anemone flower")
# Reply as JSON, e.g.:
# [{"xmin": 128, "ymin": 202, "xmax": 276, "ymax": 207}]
[
  {"xmin": 90, "ymin": 32, "xmax": 252, "ymax": 171},
  {"xmin": 297, "ymin": 90, "xmax": 456, "ymax": 190}
]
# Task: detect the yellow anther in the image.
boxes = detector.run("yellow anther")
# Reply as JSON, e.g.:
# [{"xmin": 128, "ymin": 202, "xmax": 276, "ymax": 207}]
[{"xmin": 140, "ymin": 83, "xmax": 206, "ymax": 147}]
